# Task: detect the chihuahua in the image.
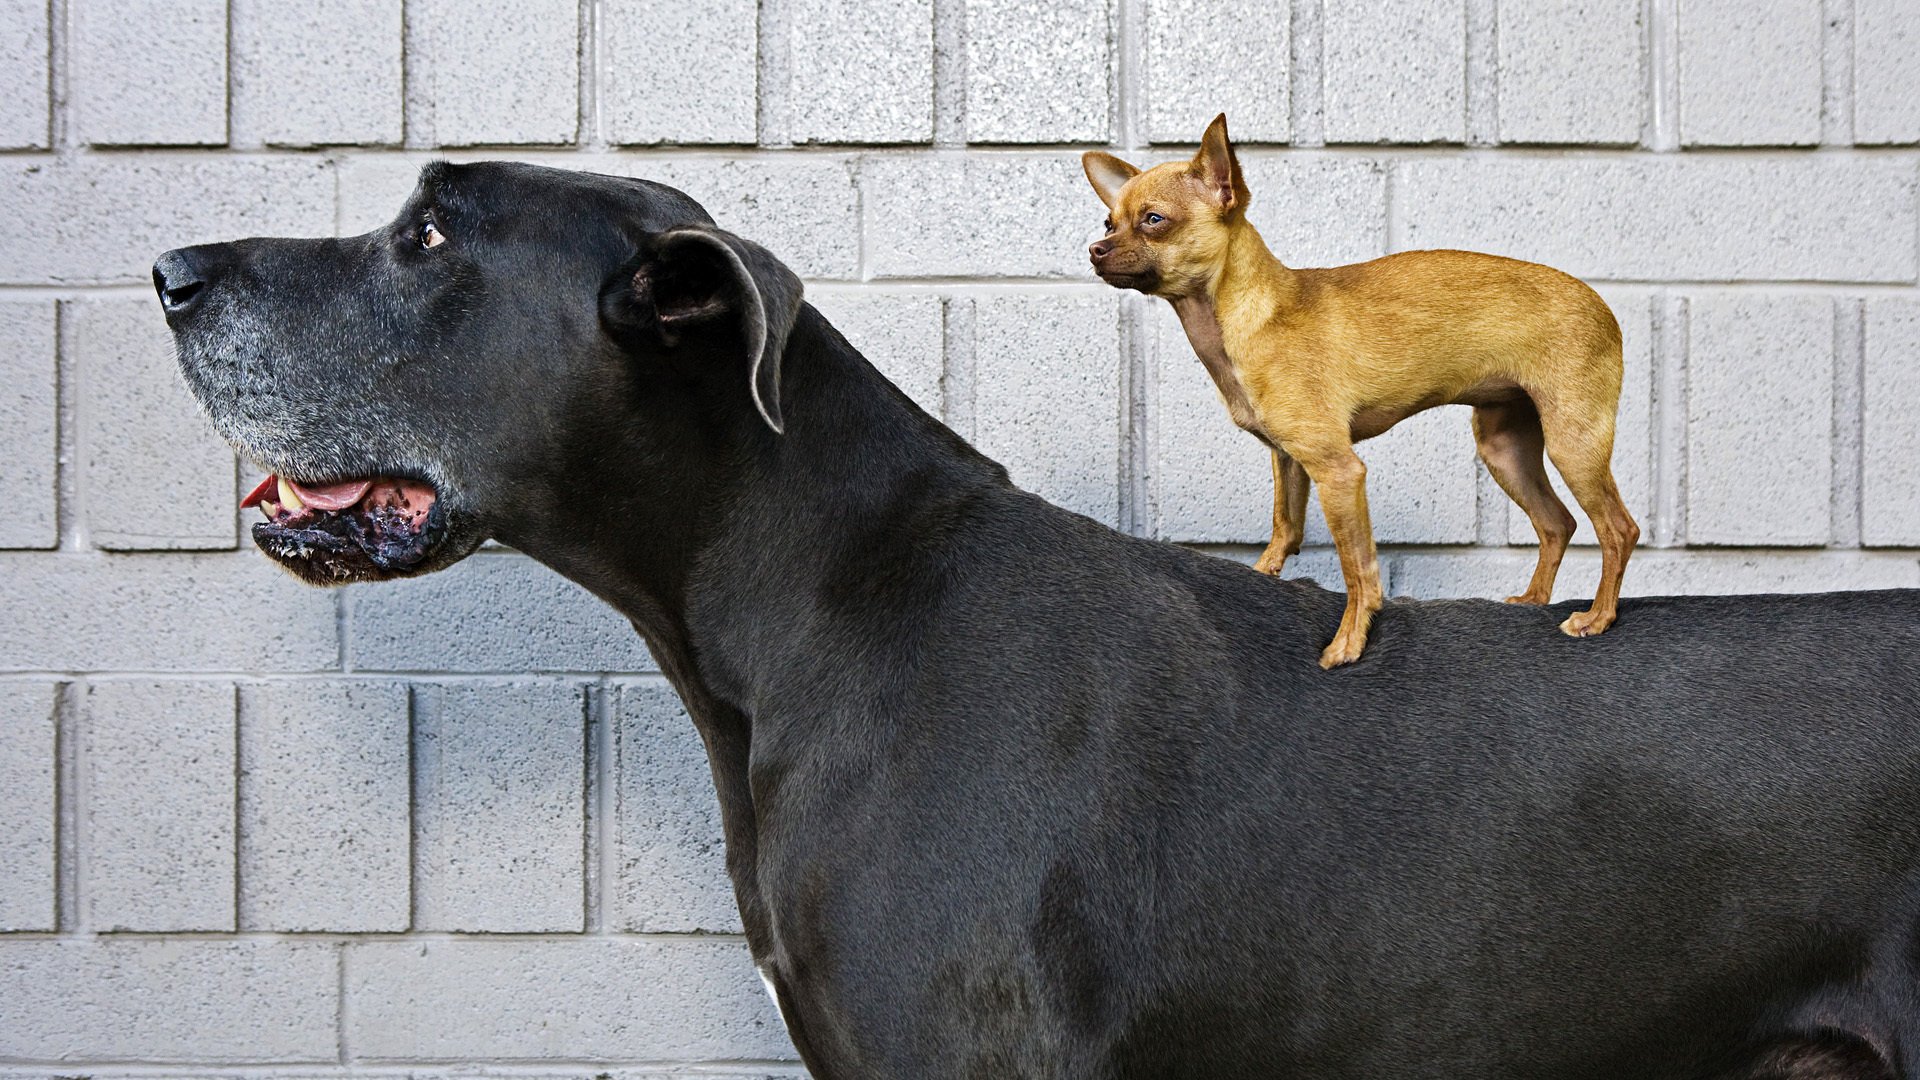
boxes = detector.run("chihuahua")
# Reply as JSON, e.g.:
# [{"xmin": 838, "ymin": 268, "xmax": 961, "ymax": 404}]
[{"xmin": 1084, "ymin": 114, "xmax": 1638, "ymax": 668}]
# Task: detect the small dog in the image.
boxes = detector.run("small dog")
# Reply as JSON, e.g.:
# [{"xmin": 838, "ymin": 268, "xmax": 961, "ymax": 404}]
[{"xmin": 1084, "ymin": 114, "xmax": 1639, "ymax": 668}]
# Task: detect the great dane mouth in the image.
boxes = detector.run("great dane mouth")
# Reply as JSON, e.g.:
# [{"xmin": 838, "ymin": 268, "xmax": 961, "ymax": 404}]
[{"xmin": 240, "ymin": 472, "xmax": 446, "ymax": 583}]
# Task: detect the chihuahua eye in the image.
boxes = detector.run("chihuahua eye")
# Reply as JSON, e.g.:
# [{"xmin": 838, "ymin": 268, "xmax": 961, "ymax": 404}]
[
  {"xmin": 419, "ymin": 221, "xmax": 445, "ymax": 249},
  {"xmin": 1143, "ymin": 212, "xmax": 1165, "ymax": 227},
  {"xmin": 1103, "ymin": 218, "xmax": 1114, "ymax": 233}
]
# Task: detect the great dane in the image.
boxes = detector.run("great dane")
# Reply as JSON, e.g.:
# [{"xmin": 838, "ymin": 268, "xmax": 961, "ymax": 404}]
[{"xmin": 156, "ymin": 161, "xmax": 1920, "ymax": 1079}]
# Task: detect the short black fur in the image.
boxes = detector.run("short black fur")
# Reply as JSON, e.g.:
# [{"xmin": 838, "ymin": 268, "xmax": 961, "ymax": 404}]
[{"xmin": 159, "ymin": 161, "xmax": 1920, "ymax": 1079}]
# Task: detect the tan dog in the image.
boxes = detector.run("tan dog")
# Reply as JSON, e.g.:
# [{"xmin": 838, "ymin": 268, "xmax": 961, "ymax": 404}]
[{"xmin": 1084, "ymin": 114, "xmax": 1639, "ymax": 668}]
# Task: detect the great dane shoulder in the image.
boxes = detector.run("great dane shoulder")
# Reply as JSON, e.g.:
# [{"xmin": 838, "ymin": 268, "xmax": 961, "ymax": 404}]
[{"xmin": 159, "ymin": 161, "xmax": 1920, "ymax": 1080}]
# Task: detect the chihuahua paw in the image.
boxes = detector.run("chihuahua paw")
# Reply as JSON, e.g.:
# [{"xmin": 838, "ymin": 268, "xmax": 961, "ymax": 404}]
[
  {"xmin": 1319, "ymin": 636, "xmax": 1365, "ymax": 669},
  {"xmin": 1252, "ymin": 553, "xmax": 1288, "ymax": 576},
  {"xmin": 1559, "ymin": 609, "xmax": 1616, "ymax": 638},
  {"xmin": 1504, "ymin": 591, "xmax": 1552, "ymax": 605}
]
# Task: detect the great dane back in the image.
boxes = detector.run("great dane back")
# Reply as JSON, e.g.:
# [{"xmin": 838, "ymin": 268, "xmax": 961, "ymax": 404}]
[{"xmin": 156, "ymin": 160, "xmax": 1920, "ymax": 1079}]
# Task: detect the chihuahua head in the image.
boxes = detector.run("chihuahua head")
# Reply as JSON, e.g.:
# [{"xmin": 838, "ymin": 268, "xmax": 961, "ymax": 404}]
[{"xmin": 1082, "ymin": 113, "xmax": 1252, "ymax": 299}]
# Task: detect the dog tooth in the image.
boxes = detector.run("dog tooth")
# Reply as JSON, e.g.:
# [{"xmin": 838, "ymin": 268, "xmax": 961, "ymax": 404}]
[{"xmin": 277, "ymin": 477, "xmax": 305, "ymax": 512}]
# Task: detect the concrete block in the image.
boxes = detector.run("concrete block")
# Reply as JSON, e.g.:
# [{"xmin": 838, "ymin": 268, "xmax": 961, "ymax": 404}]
[
  {"xmin": 1606, "ymin": 551, "xmax": 1920, "ymax": 593},
  {"xmin": 239, "ymin": 681, "xmax": 410, "ymax": 932},
  {"xmin": 0, "ymin": 552, "xmax": 339, "ymax": 672},
  {"xmin": 1686, "ymin": 293, "xmax": 1832, "ymax": 545},
  {"xmin": 1238, "ymin": 155, "xmax": 1390, "ymax": 269},
  {"xmin": 415, "ymin": 0, "xmax": 578, "ymax": 146},
  {"xmin": 70, "ymin": 299, "xmax": 236, "ymax": 550},
  {"xmin": 603, "ymin": 0, "xmax": 757, "ymax": 145},
  {"xmin": 344, "ymin": 938, "xmax": 791, "ymax": 1060},
  {"xmin": 1146, "ymin": 0, "xmax": 1289, "ymax": 144},
  {"xmin": 613, "ymin": 682, "xmax": 739, "ymax": 932},
  {"xmin": 0, "ymin": 939, "xmax": 337, "ymax": 1061},
  {"xmin": 791, "ymin": 0, "xmax": 934, "ymax": 144},
  {"xmin": 1863, "ymin": 299, "xmax": 1920, "ymax": 545},
  {"xmin": 1393, "ymin": 548, "xmax": 1920, "ymax": 601},
  {"xmin": 1498, "ymin": 0, "xmax": 1643, "ymax": 144},
  {"xmin": 231, "ymin": 0, "xmax": 404, "ymax": 146},
  {"xmin": 1856, "ymin": 0, "xmax": 1920, "ymax": 144},
  {"xmin": 414, "ymin": 681, "xmax": 585, "ymax": 932},
  {"xmin": 71, "ymin": 0, "xmax": 226, "ymax": 146},
  {"xmin": 864, "ymin": 154, "xmax": 1096, "ymax": 279},
  {"xmin": 1323, "ymin": 0, "xmax": 1465, "ymax": 143},
  {"xmin": 965, "ymin": 0, "xmax": 1110, "ymax": 143},
  {"xmin": 807, "ymin": 290, "xmax": 945, "ymax": 417},
  {"xmin": 350, "ymin": 554, "xmax": 651, "ymax": 672},
  {"xmin": 0, "ymin": 682, "xmax": 56, "ymax": 931},
  {"xmin": 1678, "ymin": 0, "xmax": 1822, "ymax": 146},
  {"xmin": 1, "ymin": 155, "xmax": 336, "ymax": 285},
  {"xmin": 1144, "ymin": 302, "xmax": 1271, "ymax": 543},
  {"xmin": 0, "ymin": 0, "xmax": 50, "ymax": 149},
  {"xmin": 83, "ymin": 680, "xmax": 236, "ymax": 932},
  {"xmin": 0, "ymin": 301, "xmax": 56, "ymax": 548},
  {"xmin": 973, "ymin": 292, "xmax": 1122, "ymax": 525},
  {"xmin": 1510, "ymin": 287, "xmax": 1655, "ymax": 543},
  {"xmin": 1398, "ymin": 157, "xmax": 1916, "ymax": 283}
]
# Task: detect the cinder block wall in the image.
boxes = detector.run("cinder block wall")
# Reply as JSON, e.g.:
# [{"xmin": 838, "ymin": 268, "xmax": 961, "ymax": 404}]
[{"xmin": 2, "ymin": 0, "xmax": 1917, "ymax": 1074}]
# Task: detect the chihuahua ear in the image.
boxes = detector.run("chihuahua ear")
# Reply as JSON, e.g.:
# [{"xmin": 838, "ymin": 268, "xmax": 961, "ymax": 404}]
[
  {"xmin": 1083, "ymin": 152, "xmax": 1142, "ymax": 210},
  {"xmin": 1192, "ymin": 113, "xmax": 1250, "ymax": 212},
  {"xmin": 602, "ymin": 225, "xmax": 804, "ymax": 434}
]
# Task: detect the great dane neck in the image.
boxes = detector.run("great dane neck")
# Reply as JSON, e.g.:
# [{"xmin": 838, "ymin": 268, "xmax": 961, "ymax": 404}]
[{"xmin": 501, "ymin": 305, "xmax": 1006, "ymax": 955}]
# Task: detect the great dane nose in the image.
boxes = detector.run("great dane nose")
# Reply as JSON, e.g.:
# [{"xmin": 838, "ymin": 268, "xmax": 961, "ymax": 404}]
[{"xmin": 153, "ymin": 249, "xmax": 209, "ymax": 315}]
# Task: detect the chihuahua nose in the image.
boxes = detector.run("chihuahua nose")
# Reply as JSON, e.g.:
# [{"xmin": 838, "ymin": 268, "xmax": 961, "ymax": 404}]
[{"xmin": 1089, "ymin": 240, "xmax": 1112, "ymax": 261}]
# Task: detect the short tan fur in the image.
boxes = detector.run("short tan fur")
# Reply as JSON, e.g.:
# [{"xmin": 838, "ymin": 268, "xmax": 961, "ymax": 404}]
[{"xmin": 1084, "ymin": 114, "xmax": 1638, "ymax": 668}]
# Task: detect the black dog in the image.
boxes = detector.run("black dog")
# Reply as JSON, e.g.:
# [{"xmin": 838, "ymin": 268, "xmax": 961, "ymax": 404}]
[{"xmin": 158, "ymin": 161, "xmax": 1920, "ymax": 1079}]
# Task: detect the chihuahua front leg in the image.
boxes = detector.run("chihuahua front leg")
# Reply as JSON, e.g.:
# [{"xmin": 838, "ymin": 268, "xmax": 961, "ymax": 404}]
[
  {"xmin": 1286, "ymin": 439, "xmax": 1382, "ymax": 669},
  {"xmin": 1252, "ymin": 450, "xmax": 1310, "ymax": 576}
]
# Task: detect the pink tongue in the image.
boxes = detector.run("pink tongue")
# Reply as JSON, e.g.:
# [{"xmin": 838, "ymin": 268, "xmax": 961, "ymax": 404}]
[{"xmin": 286, "ymin": 477, "xmax": 375, "ymax": 511}]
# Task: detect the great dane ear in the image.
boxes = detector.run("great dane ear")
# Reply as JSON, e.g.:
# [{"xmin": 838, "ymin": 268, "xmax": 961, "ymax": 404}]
[{"xmin": 602, "ymin": 226, "xmax": 803, "ymax": 434}]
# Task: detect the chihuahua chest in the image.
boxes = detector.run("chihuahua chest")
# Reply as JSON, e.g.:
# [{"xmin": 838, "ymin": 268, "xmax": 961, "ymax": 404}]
[{"xmin": 1170, "ymin": 295, "xmax": 1265, "ymax": 438}]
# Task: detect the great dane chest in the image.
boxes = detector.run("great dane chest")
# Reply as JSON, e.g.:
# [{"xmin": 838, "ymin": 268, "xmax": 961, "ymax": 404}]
[{"xmin": 1170, "ymin": 295, "xmax": 1265, "ymax": 438}]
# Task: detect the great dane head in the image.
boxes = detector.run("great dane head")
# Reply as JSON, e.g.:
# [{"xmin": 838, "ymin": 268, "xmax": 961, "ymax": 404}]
[{"xmin": 156, "ymin": 161, "xmax": 804, "ymax": 586}]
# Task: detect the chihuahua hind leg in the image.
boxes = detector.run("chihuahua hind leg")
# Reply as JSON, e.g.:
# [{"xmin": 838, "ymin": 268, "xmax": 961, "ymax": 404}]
[
  {"xmin": 1540, "ymin": 407, "xmax": 1640, "ymax": 638},
  {"xmin": 1252, "ymin": 450, "xmax": 1311, "ymax": 576},
  {"xmin": 1472, "ymin": 397, "xmax": 1576, "ymax": 605}
]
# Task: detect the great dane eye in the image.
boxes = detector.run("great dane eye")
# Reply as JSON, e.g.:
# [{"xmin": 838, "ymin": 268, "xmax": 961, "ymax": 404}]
[{"xmin": 419, "ymin": 221, "xmax": 445, "ymax": 249}]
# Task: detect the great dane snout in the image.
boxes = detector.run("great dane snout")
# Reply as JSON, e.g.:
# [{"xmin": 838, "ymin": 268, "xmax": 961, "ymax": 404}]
[{"xmin": 153, "ymin": 246, "xmax": 214, "ymax": 318}]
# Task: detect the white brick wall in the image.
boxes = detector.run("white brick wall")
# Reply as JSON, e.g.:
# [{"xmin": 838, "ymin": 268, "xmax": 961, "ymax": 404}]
[
  {"xmin": 1323, "ymin": 0, "xmax": 1465, "ymax": 143},
  {"xmin": 239, "ymin": 681, "xmax": 412, "ymax": 931},
  {"xmin": 0, "ymin": 302, "xmax": 57, "ymax": 548},
  {"xmin": 1677, "ymin": 0, "xmax": 1823, "ymax": 146},
  {"xmin": 82, "ymin": 681, "xmax": 238, "ymax": 931},
  {"xmin": 70, "ymin": 0, "xmax": 228, "ymax": 147},
  {"xmin": 1496, "ymin": 0, "xmax": 1642, "ymax": 145},
  {"xmin": 229, "ymin": 0, "xmax": 405, "ymax": 148},
  {"xmin": 1, "ymin": 1, "xmax": 1915, "ymax": 1075},
  {"xmin": 0, "ymin": 0, "xmax": 51, "ymax": 149}
]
